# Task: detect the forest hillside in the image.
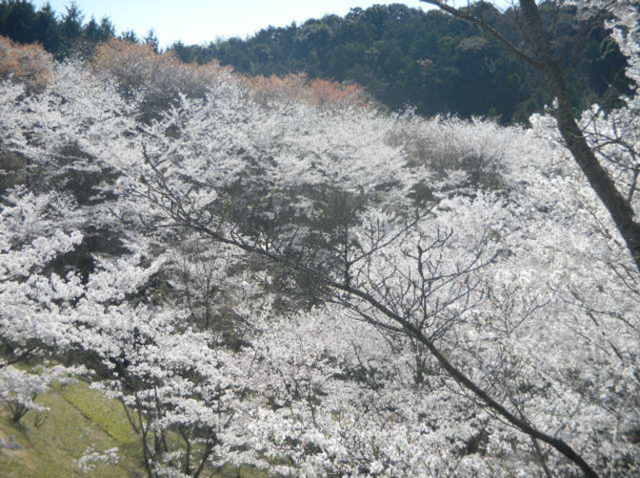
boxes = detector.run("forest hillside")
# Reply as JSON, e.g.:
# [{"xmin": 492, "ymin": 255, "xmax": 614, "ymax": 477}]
[
  {"xmin": 0, "ymin": 0, "xmax": 633, "ymax": 122},
  {"xmin": 1, "ymin": 1, "xmax": 640, "ymax": 477}
]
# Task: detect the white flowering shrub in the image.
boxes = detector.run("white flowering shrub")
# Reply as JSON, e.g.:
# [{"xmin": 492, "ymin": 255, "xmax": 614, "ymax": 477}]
[
  {"xmin": 76, "ymin": 446, "xmax": 119, "ymax": 473},
  {"xmin": 1, "ymin": 3, "xmax": 639, "ymax": 475}
]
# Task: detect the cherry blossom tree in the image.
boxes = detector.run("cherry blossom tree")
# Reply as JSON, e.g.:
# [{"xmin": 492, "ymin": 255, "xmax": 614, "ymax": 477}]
[
  {"xmin": 420, "ymin": 0, "xmax": 640, "ymax": 273},
  {"xmin": 0, "ymin": 187, "xmax": 268, "ymax": 477},
  {"xmin": 1, "ymin": 12, "xmax": 639, "ymax": 475}
]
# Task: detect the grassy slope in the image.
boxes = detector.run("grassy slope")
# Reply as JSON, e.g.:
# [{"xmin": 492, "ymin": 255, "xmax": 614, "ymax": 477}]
[
  {"xmin": 0, "ymin": 381, "xmax": 269, "ymax": 478},
  {"xmin": 0, "ymin": 381, "xmax": 145, "ymax": 477}
]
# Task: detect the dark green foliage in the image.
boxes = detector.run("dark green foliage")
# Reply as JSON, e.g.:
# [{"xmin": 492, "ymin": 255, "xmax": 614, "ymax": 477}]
[
  {"xmin": 0, "ymin": 1, "xmax": 631, "ymax": 123},
  {"xmin": 33, "ymin": 3, "xmax": 62, "ymax": 53},
  {"xmin": 119, "ymin": 28, "xmax": 138, "ymax": 43},
  {"xmin": 144, "ymin": 28, "xmax": 159, "ymax": 53},
  {"xmin": 0, "ymin": 0, "xmax": 116, "ymax": 59},
  {"xmin": 169, "ymin": 2, "xmax": 631, "ymax": 123}
]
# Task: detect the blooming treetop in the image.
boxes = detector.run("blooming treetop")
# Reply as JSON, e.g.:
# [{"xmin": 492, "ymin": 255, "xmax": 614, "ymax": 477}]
[{"xmin": 1, "ymin": 4, "xmax": 639, "ymax": 474}]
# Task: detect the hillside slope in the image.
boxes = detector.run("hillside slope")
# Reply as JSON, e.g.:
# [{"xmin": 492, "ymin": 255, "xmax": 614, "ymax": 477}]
[
  {"xmin": 0, "ymin": 381, "xmax": 144, "ymax": 477},
  {"xmin": 1, "ymin": 381, "xmax": 268, "ymax": 477}
]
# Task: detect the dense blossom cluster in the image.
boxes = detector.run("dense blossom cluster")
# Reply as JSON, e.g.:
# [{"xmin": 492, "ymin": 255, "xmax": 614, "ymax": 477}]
[{"xmin": 0, "ymin": 2, "xmax": 639, "ymax": 477}]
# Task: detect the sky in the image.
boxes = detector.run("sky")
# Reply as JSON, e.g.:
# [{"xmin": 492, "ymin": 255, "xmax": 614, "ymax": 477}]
[{"xmin": 39, "ymin": 1, "xmax": 442, "ymax": 47}]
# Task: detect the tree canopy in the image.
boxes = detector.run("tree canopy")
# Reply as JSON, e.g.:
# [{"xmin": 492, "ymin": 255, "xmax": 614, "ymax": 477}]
[
  {"xmin": 0, "ymin": 1, "xmax": 639, "ymax": 477},
  {"xmin": 171, "ymin": 2, "xmax": 631, "ymax": 123},
  {"xmin": 0, "ymin": 0, "xmax": 632, "ymax": 122}
]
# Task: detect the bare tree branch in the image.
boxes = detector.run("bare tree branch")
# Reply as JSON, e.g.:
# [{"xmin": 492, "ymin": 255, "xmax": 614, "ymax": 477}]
[
  {"xmin": 425, "ymin": 0, "xmax": 640, "ymax": 273},
  {"xmin": 420, "ymin": 0, "xmax": 542, "ymax": 67}
]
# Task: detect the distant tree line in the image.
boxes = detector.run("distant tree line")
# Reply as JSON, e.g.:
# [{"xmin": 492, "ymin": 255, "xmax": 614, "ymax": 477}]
[
  {"xmin": 0, "ymin": 0, "xmax": 157, "ymax": 59},
  {"xmin": 0, "ymin": 0, "xmax": 632, "ymax": 123},
  {"xmin": 171, "ymin": 2, "xmax": 632, "ymax": 123}
]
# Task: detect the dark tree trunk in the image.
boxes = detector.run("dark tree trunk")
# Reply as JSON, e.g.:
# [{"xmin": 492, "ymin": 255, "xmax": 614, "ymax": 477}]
[
  {"xmin": 518, "ymin": 0, "xmax": 640, "ymax": 271},
  {"xmin": 421, "ymin": 0, "xmax": 640, "ymax": 271}
]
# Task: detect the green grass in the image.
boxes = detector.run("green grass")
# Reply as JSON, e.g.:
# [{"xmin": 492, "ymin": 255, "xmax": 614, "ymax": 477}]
[
  {"xmin": 0, "ymin": 380, "xmax": 271, "ymax": 478},
  {"xmin": 0, "ymin": 381, "xmax": 145, "ymax": 478}
]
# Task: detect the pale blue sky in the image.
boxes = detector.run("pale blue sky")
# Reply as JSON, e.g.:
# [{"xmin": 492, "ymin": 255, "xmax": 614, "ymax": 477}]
[{"xmin": 38, "ymin": 1, "xmax": 445, "ymax": 47}]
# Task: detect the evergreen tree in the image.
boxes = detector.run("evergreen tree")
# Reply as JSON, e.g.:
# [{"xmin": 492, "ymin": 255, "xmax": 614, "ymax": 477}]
[
  {"xmin": 58, "ymin": 2, "xmax": 83, "ymax": 57},
  {"xmin": 33, "ymin": 3, "xmax": 60, "ymax": 53},
  {"xmin": 0, "ymin": 0, "xmax": 37, "ymax": 44},
  {"xmin": 144, "ymin": 28, "xmax": 159, "ymax": 53},
  {"xmin": 119, "ymin": 29, "xmax": 139, "ymax": 43},
  {"xmin": 98, "ymin": 16, "xmax": 115, "ymax": 40}
]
